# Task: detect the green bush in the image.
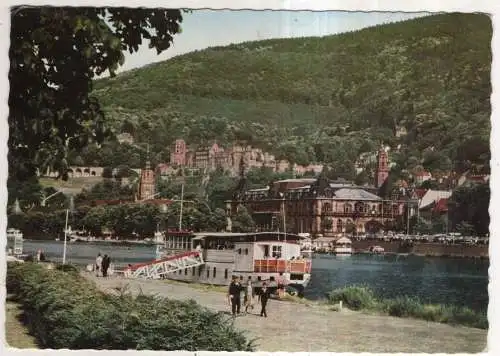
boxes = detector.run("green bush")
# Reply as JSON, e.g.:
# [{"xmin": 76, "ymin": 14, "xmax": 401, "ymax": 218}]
[
  {"xmin": 54, "ymin": 263, "xmax": 80, "ymax": 274},
  {"xmin": 327, "ymin": 285, "xmax": 378, "ymax": 310},
  {"xmin": 326, "ymin": 285, "xmax": 487, "ymax": 329},
  {"xmin": 7, "ymin": 263, "xmax": 255, "ymax": 351},
  {"xmin": 383, "ymin": 296, "xmax": 425, "ymax": 317}
]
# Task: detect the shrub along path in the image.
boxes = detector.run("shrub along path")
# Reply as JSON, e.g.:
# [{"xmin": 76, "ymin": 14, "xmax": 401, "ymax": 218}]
[{"xmin": 84, "ymin": 273, "xmax": 487, "ymax": 353}]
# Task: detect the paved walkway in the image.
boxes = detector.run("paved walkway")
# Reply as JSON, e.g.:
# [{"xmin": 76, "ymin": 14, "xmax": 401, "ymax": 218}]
[{"xmin": 84, "ymin": 273, "xmax": 487, "ymax": 353}]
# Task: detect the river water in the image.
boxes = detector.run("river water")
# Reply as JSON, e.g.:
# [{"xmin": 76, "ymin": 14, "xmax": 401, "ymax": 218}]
[{"xmin": 22, "ymin": 240, "xmax": 488, "ymax": 312}]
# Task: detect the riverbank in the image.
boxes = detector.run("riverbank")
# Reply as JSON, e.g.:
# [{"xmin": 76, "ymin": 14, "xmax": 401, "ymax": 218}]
[
  {"xmin": 351, "ymin": 240, "xmax": 489, "ymax": 258},
  {"xmin": 83, "ymin": 273, "xmax": 487, "ymax": 352}
]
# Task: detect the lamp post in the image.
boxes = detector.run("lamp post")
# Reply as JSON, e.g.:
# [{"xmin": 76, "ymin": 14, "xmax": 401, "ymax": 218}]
[{"xmin": 62, "ymin": 208, "xmax": 69, "ymax": 264}]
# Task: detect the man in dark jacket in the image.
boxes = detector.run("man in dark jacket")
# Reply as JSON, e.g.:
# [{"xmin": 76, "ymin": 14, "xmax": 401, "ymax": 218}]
[
  {"xmin": 228, "ymin": 276, "xmax": 243, "ymax": 316},
  {"xmin": 102, "ymin": 254, "xmax": 111, "ymax": 277},
  {"xmin": 258, "ymin": 282, "xmax": 271, "ymax": 317}
]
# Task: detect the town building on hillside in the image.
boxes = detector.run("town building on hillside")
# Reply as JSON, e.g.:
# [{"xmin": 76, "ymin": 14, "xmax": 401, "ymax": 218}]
[
  {"xmin": 226, "ymin": 178, "xmax": 405, "ymax": 237},
  {"xmin": 138, "ymin": 156, "xmax": 155, "ymax": 201},
  {"xmin": 375, "ymin": 146, "xmax": 389, "ymax": 188},
  {"xmin": 170, "ymin": 139, "xmax": 188, "ymax": 167},
  {"xmin": 117, "ymin": 132, "xmax": 135, "ymax": 145},
  {"xmin": 414, "ymin": 170, "xmax": 432, "ymax": 185}
]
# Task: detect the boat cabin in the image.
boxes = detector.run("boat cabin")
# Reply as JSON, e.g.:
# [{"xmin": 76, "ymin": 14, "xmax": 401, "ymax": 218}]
[{"xmin": 159, "ymin": 231, "xmax": 312, "ymax": 287}]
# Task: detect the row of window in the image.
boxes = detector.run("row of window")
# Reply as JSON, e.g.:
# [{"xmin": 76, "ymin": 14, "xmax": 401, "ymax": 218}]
[
  {"xmin": 171, "ymin": 266, "xmax": 229, "ymax": 280},
  {"xmin": 171, "ymin": 266, "xmax": 280, "ymax": 282}
]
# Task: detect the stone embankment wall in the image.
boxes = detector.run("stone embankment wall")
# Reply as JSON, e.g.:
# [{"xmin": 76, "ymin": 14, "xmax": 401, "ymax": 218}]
[{"xmin": 352, "ymin": 240, "xmax": 488, "ymax": 258}]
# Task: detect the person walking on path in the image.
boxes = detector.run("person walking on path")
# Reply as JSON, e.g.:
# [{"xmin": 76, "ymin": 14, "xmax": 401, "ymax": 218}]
[
  {"xmin": 95, "ymin": 253, "xmax": 103, "ymax": 277},
  {"xmin": 258, "ymin": 282, "xmax": 271, "ymax": 318},
  {"xmin": 101, "ymin": 254, "xmax": 111, "ymax": 277},
  {"xmin": 228, "ymin": 277, "xmax": 242, "ymax": 316},
  {"xmin": 244, "ymin": 280, "xmax": 255, "ymax": 313}
]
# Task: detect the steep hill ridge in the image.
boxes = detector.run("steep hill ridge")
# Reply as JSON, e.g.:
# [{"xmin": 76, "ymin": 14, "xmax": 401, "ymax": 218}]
[{"xmin": 92, "ymin": 13, "xmax": 491, "ymax": 176}]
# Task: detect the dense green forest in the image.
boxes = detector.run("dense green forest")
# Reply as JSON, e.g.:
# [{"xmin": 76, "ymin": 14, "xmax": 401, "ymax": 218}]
[{"xmin": 84, "ymin": 12, "xmax": 491, "ymax": 178}]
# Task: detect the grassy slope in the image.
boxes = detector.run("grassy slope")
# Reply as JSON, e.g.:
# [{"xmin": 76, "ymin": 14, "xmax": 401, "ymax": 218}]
[
  {"xmin": 5, "ymin": 301, "xmax": 38, "ymax": 349},
  {"xmin": 93, "ymin": 13, "xmax": 491, "ymax": 165}
]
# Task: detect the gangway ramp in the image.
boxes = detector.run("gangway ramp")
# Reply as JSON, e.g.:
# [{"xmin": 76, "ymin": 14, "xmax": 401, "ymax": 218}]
[{"xmin": 124, "ymin": 251, "xmax": 204, "ymax": 279}]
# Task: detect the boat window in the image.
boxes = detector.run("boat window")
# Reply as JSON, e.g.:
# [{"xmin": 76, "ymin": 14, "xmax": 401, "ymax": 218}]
[
  {"xmin": 257, "ymin": 276, "xmax": 262, "ymax": 281},
  {"xmin": 270, "ymin": 276, "xmax": 275, "ymax": 281},
  {"xmin": 224, "ymin": 269, "xmax": 228, "ymax": 279},
  {"xmin": 263, "ymin": 245, "xmax": 270, "ymax": 258},
  {"xmin": 213, "ymin": 267, "xmax": 216, "ymax": 278},
  {"xmin": 272, "ymin": 245, "xmax": 282, "ymax": 258},
  {"xmin": 238, "ymin": 248, "xmax": 242, "ymax": 254}
]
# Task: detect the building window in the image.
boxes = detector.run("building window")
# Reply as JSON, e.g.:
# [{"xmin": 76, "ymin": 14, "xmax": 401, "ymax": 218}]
[
  {"xmin": 224, "ymin": 269, "xmax": 228, "ymax": 279},
  {"xmin": 213, "ymin": 267, "xmax": 216, "ymax": 278},
  {"xmin": 272, "ymin": 245, "xmax": 282, "ymax": 258},
  {"xmin": 206, "ymin": 269, "xmax": 210, "ymax": 278},
  {"xmin": 245, "ymin": 248, "xmax": 249, "ymax": 255},
  {"xmin": 192, "ymin": 267, "xmax": 195, "ymax": 276},
  {"xmin": 185, "ymin": 268, "xmax": 188, "ymax": 275},
  {"xmin": 337, "ymin": 219, "xmax": 343, "ymax": 232},
  {"xmin": 238, "ymin": 248, "xmax": 242, "ymax": 254},
  {"xmin": 198, "ymin": 266, "xmax": 202, "ymax": 277}
]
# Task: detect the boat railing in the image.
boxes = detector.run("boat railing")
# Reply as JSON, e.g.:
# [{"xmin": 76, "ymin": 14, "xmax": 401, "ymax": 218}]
[{"xmin": 254, "ymin": 259, "xmax": 312, "ymax": 273}]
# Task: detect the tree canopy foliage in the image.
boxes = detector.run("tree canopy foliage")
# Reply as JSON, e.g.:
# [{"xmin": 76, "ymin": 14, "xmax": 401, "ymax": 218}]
[
  {"xmin": 9, "ymin": 6, "xmax": 183, "ymax": 180},
  {"xmin": 91, "ymin": 13, "xmax": 491, "ymax": 177}
]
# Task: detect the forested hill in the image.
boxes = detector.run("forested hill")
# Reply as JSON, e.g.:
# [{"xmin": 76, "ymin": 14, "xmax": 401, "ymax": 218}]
[{"xmin": 92, "ymin": 13, "xmax": 491, "ymax": 177}]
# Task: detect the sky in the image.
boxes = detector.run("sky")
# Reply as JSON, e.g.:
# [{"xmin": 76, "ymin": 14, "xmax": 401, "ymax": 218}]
[{"xmin": 116, "ymin": 10, "xmax": 430, "ymax": 74}]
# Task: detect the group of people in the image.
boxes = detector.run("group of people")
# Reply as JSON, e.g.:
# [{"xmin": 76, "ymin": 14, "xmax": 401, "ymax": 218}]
[
  {"xmin": 95, "ymin": 253, "xmax": 111, "ymax": 277},
  {"xmin": 227, "ymin": 276, "xmax": 271, "ymax": 318}
]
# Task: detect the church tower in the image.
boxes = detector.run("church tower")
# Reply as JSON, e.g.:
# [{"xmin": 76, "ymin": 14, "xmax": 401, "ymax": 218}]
[
  {"xmin": 376, "ymin": 146, "xmax": 389, "ymax": 188},
  {"xmin": 139, "ymin": 145, "xmax": 156, "ymax": 200}
]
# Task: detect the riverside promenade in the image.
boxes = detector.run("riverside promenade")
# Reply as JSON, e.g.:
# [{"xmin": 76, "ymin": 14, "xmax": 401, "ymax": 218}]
[{"xmin": 84, "ymin": 273, "xmax": 487, "ymax": 353}]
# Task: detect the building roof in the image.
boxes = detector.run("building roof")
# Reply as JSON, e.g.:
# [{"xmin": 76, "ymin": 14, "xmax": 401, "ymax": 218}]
[
  {"xmin": 275, "ymin": 178, "xmax": 317, "ymax": 184},
  {"xmin": 413, "ymin": 188, "xmax": 428, "ymax": 199},
  {"xmin": 334, "ymin": 188, "xmax": 382, "ymax": 201},
  {"xmin": 433, "ymin": 198, "xmax": 449, "ymax": 213},
  {"xmin": 192, "ymin": 232, "xmax": 306, "ymax": 240},
  {"xmin": 419, "ymin": 190, "xmax": 452, "ymax": 209}
]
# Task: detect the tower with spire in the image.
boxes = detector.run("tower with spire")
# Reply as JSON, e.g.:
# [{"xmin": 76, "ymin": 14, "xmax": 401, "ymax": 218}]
[
  {"xmin": 139, "ymin": 144, "xmax": 156, "ymax": 200},
  {"xmin": 375, "ymin": 145, "xmax": 389, "ymax": 188}
]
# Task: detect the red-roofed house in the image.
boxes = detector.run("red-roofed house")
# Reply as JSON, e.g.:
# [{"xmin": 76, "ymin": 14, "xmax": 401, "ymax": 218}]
[
  {"xmin": 414, "ymin": 171, "xmax": 432, "ymax": 185},
  {"xmin": 432, "ymin": 198, "xmax": 449, "ymax": 215}
]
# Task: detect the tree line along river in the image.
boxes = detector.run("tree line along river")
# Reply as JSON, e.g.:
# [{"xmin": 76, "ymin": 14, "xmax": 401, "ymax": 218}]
[{"xmin": 21, "ymin": 240, "xmax": 488, "ymax": 312}]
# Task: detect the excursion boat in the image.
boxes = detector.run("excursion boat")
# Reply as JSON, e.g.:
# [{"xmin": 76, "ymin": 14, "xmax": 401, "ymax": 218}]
[
  {"xmin": 6, "ymin": 228, "xmax": 24, "ymax": 260},
  {"xmin": 126, "ymin": 231, "xmax": 313, "ymax": 295},
  {"xmin": 332, "ymin": 237, "xmax": 353, "ymax": 255}
]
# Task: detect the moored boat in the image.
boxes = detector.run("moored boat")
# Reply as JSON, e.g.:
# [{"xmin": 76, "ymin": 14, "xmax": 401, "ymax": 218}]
[
  {"xmin": 333, "ymin": 237, "xmax": 353, "ymax": 255},
  {"xmin": 126, "ymin": 231, "xmax": 312, "ymax": 295},
  {"xmin": 6, "ymin": 228, "xmax": 24, "ymax": 256}
]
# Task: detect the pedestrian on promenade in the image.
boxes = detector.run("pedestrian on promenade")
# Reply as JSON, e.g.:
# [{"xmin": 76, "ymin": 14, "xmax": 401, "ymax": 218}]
[
  {"xmin": 95, "ymin": 253, "xmax": 103, "ymax": 276},
  {"xmin": 228, "ymin": 276, "xmax": 242, "ymax": 316},
  {"xmin": 277, "ymin": 272, "xmax": 286, "ymax": 299},
  {"xmin": 244, "ymin": 279, "xmax": 254, "ymax": 313},
  {"xmin": 101, "ymin": 254, "xmax": 110, "ymax": 277},
  {"xmin": 258, "ymin": 282, "xmax": 271, "ymax": 318},
  {"xmin": 36, "ymin": 249, "xmax": 41, "ymax": 263}
]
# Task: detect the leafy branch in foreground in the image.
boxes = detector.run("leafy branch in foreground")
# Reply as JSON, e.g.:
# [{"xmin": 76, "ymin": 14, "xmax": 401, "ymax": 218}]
[{"xmin": 9, "ymin": 6, "xmax": 183, "ymax": 181}]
